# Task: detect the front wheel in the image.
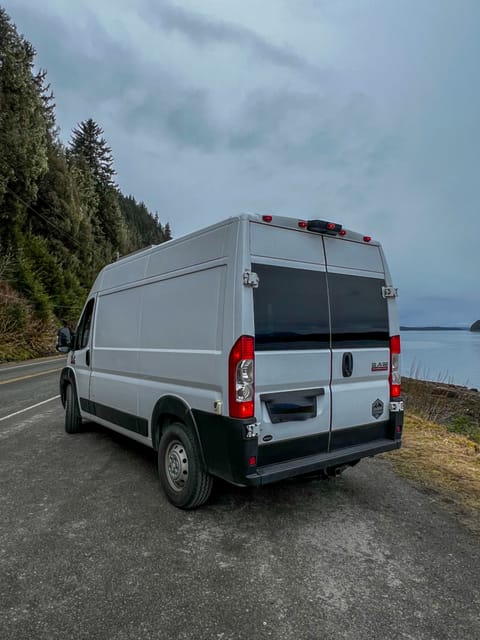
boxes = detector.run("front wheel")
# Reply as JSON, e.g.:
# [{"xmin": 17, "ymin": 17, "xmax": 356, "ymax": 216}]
[
  {"xmin": 158, "ymin": 422, "xmax": 213, "ymax": 509},
  {"xmin": 64, "ymin": 383, "xmax": 82, "ymax": 434}
]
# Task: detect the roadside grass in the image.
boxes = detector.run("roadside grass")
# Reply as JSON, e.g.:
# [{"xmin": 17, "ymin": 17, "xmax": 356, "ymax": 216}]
[
  {"xmin": 402, "ymin": 376, "xmax": 480, "ymax": 444},
  {"xmin": 383, "ymin": 381, "xmax": 480, "ymax": 533},
  {"xmin": 447, "ymin": 415, "xmax": 480, "ymax": 444}
]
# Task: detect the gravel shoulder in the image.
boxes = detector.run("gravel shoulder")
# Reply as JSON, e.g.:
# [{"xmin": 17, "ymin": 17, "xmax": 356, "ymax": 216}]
[{"xmin": 1, "ymin": 405, "xmax": 480, "ymax": 640}]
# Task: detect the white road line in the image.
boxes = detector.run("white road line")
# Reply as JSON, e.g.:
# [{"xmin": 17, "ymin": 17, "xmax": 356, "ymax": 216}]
[
  {"xmin": 0, "ymin": 395, "xmax": 61, "ymax": 423},
  {"xmin": 0, "ymin": 357, "xmax": 64, "ymax": 372}
]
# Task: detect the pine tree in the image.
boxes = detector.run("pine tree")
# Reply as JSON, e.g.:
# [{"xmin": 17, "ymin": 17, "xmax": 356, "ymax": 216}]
[
  {"xmin": 34, "ymin": 69, "xmax": 57, "ymax": 141},
  {"xmin": 0, "ymin": 7, "xmax": 172, "ymax": 360},
  {"xmin": 69, "ymin": 119, "xmax": 116, "ymax": 188},
  {"xmin": 0, "ymin": 8, "xmax": 49, "ymax": 231}
]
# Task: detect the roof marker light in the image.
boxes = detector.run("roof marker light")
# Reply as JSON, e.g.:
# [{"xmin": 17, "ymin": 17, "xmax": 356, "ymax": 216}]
[
  {"xmin": 340, "ymin": 230, "xmax": 347, "ymax": 236},
  {"xmin": 262, "ymin": 215, "xmax": 272, "ymax": 223},
  {"xmin": 363, "ymin": 236, "xmax": 372, "ymax": 242},
  {"xmin": 326, "ymin": 222, "xmax": 335, "ymax": 230},
  {"xmin": 298, "ymin": 220, "xmax": 308, "ymax": 228}
]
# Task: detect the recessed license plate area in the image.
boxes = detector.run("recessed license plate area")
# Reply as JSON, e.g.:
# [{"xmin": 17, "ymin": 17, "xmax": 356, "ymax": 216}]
[{"xmin": 261, "ymin": 388, "xmax": 324, "ymax": 424}]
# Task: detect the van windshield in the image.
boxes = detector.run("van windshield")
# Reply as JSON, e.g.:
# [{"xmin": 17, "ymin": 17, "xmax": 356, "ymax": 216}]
[{"xmin": 253, "ymin": 264, "xmax": 389, "ymax": 350}]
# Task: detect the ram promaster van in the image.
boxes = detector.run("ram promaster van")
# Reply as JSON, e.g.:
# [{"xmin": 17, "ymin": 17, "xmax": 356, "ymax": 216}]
[{"xmin": 59, "ymin": 214, "xmax": 403, "ymax": 509}]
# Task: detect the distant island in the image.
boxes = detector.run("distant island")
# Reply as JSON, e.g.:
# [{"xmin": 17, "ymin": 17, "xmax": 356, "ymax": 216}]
[
  {"xmin": 470, "ymin": 320, "xmax": 480, "ymax": 332},
  {"xmin": 400, "ymin": 326, "xmax": 467, "ymax": 331}
]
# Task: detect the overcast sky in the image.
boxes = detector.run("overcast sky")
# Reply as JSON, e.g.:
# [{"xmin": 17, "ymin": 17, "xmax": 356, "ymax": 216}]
[{"xmin": 5, "ymin": 0, "xmax": 480, "ymax": 325}]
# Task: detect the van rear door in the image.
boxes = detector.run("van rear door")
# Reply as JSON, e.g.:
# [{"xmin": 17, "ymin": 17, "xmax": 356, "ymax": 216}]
[
  {"xmin": 250, "ymin": 222, "xmax": 332, "ymax": 464},
  {"xmin": 324, "ymin": 237, "xmax": 391, "ymax": 449}
]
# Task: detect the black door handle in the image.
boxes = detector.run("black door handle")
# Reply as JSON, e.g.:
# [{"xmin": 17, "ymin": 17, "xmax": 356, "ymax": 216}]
[
  {"xmin": 342, "ymin": 352, "xmax": 353, "ymax": 377},
  {"xmin": 86, "ymin": 349, "xmax": 90, "ymax": 367}
]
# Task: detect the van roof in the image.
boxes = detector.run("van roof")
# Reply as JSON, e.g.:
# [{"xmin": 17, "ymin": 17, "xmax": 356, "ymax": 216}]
[
  {"xmin": 112, "ymin": 213, "xmax": 378, "ymax": 265},
  {"xmin": 89, "ymin": 213, "xmax": 384, "ymax": 294}
]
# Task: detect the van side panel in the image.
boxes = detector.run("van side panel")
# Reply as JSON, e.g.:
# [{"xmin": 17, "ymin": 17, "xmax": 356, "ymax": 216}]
[
  {"xmin": 136, "ymin": 265, "xmax": 226, "ymax": 421},
  {"xmin": 145, "ymin": 225, "xmax": 229, "ymax": 278},
  {"xmin": 90, "ymin": 286, "xmax": 141, "ymax": 424},
  {"xmin": 87, "ymin": 222, "xmax": 236, "ymax": 445},
  {"xmin": 137, "ymin": 223, "xmax": 238, "ymax": 435},
  {"xmin": 100, "ymin": 255, "xmax": 147, "ymax": 291},
  {"xmin": 139, "ymin": 266, "xmax": 225, "ymax": 351}
]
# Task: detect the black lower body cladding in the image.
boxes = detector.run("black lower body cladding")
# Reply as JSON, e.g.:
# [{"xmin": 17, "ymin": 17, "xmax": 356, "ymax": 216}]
[
  {"xmin": 192, "ymin": 410, "xmax": 259, "ymax": 486},
  {"xmin": 193, "ymin": 409, "xmax": 403, "ymax": 487}
]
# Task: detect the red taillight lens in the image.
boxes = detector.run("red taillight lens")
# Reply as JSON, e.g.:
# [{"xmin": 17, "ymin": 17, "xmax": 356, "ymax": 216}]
[
  {"xmin": 390, "ymin": 335, "xmax": 401, "ymax": 398},
  {"xmin": 326, "ymin": 222, "xmax": 335, "ymax": 230},
  {"xmin": 229, "ymin": 335, "xmax": 255, "ymax": 418}
]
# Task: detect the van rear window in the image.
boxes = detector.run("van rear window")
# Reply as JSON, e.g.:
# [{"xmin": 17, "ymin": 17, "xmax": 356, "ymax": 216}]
[
  {"xmin": 253, "ymin": 264, "xmax": 389, "ymax": 350},
  {"xmin": 253, "ymin": 264, "xmax": 330, "ymax": 350},
  {"xmin": 328, "ymin": 272, "xmax": 389, "ymax": 348}
]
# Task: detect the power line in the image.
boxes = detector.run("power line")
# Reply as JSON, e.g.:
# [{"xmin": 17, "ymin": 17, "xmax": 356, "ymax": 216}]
[
  {"xmin": 4, "ymin": 184, "xmax": 84, "ymax": 249},
  {"xmin": 0, "ymin": 292, "xmax": 80, "ymax": 309},
  {"xmin": 4, "ymin": 181, "xmax": 126, "ymax": 254}
]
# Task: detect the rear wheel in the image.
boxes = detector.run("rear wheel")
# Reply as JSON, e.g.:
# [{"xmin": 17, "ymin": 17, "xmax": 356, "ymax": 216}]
[
  {"xmin": 158, "ymin": 422, "xmax": 213, "ymax": 509},
  {"xmin": 64, "ymin": 383, "xmax": 82, "ymax": 434}
]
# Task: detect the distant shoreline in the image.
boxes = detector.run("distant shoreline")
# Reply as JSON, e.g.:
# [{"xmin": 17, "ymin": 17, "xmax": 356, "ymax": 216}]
[{"xmin": 400, "ymin": 326, "xmax": 467, "ymax": 331}]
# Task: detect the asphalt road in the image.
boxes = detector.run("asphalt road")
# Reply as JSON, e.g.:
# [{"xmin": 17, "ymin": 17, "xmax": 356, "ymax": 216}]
[{"xmin": 0, "ymin": 358, "xmax": 479, "ymax": 640}]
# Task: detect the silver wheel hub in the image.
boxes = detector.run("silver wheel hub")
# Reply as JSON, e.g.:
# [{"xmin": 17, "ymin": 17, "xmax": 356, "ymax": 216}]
[{"xmin": 165, "ymin": 440, "xmax": 189, "ymax": 491}]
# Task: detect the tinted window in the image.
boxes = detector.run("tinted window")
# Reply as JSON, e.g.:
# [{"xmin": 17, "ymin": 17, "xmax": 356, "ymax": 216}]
[
  {"xmin": 328, "ymin": 273, "xmax": 389, "ymax": 347},
  {"xmin": 75, "ymin": 299, "xmax": 95, "ymax": 350},
  {"xmin": 253, "ymin": 264, "xmax": 330, "ymax": 350}
]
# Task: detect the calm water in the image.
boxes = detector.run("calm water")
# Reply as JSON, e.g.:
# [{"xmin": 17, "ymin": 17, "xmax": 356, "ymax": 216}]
[{"xmin": 401, "ymin": 330, "xmax": 480, "ymax": 388}]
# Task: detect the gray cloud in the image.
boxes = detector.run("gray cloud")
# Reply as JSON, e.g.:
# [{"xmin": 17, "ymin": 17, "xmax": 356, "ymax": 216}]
[
  {"xmin": 5, "ymin": 0, "xmax": 480, "ymax": 324},
  {"xmin": 140, "ymin": 0, "xmax": 324, "ymax": 80}
]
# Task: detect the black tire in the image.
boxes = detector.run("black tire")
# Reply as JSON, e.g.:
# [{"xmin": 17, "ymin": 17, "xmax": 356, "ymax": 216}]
[
  {"xmin": 158, "ymin": 422, "xmax": 213, "ymax": 509},
  {"xmin": 65, "ymin": 383, "xmax": 82, "ymax": 434}
]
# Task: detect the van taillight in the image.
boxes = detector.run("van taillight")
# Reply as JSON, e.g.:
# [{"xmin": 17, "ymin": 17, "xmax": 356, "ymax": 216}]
[
  {"xmin": 229, "ymin": 335, "xmax": 255, "ymax": 419},
  {"xmin": 390, "ymin": 335, "xmax": 401, "ymax": 398}
]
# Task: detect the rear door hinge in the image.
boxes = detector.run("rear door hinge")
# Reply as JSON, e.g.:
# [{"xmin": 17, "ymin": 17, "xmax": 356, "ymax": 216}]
[
  {"xmin": 382, "ymin": 286, "xmax": 398, "ymax": 299},
  {"xmin": 243, "ymin": 270, "xmax": 259, "ymax": 288}
]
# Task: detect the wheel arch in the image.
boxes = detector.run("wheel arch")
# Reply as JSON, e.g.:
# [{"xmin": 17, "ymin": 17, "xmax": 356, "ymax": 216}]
[
  {"xmin": 59, "ymin": 367, "xmax": 77, "ymax": 408},
  {"xmin": 150, "ymin": 395, "xmax": 206, "ymax": 466}
]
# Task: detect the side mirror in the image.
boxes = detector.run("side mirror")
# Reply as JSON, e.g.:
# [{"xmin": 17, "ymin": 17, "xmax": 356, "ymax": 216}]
[
  {"xmin": 56, "ymin": 333, "xmax": 75, "ymax": 353},
  {"xmin": 56, "ymin": 345, "xmax": 70, "ymax": 353}
]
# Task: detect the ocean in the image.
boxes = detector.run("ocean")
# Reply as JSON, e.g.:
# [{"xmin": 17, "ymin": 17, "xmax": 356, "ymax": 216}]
[{"xmin": 401, "ymin": 330, "xmax": 480, "ymax": 389}]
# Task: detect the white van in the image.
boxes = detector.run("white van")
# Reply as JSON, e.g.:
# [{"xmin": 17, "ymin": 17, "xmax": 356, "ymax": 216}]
[{"xmin": 59, "ymin": 214, "xmax": 403, "ymax": 509}]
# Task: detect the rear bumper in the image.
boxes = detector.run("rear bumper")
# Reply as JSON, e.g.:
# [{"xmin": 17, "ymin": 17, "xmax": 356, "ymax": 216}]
[
  {"xmin": 244, "ymin": 438, "xmax": 401, "ymax": 486},
  {"xmin": 193, "ymin": 407, "xmax": 403, "ymax": 488}
]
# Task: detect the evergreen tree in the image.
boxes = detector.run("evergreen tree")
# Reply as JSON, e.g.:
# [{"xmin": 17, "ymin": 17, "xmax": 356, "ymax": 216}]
[
  {"xmin": 0, "ymin": 8, "xmax": 49, "ymax": 231},
  {"xmin": 69, "ymin": 119, "xmax": 116, "ymax": 188},
  {"xmin": 34, "ymin": 69, "xmax": 57, "ymax": 140},
  {"xmin": 164, "ymin": 222, "xmax": 172, "ymax": 241},
  {"xmin": 69, "ymin": 119, "xmax": 125, "ymax": 253},
  {"xmin": 0, "ymin": 7, "xmax": 171, "ymax": 361}
]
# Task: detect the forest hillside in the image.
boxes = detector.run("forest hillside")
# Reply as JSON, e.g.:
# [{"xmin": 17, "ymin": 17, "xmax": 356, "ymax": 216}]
[{"xmin": 0, "ymin": 8, "xmax": 171, "ymax": 361}]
